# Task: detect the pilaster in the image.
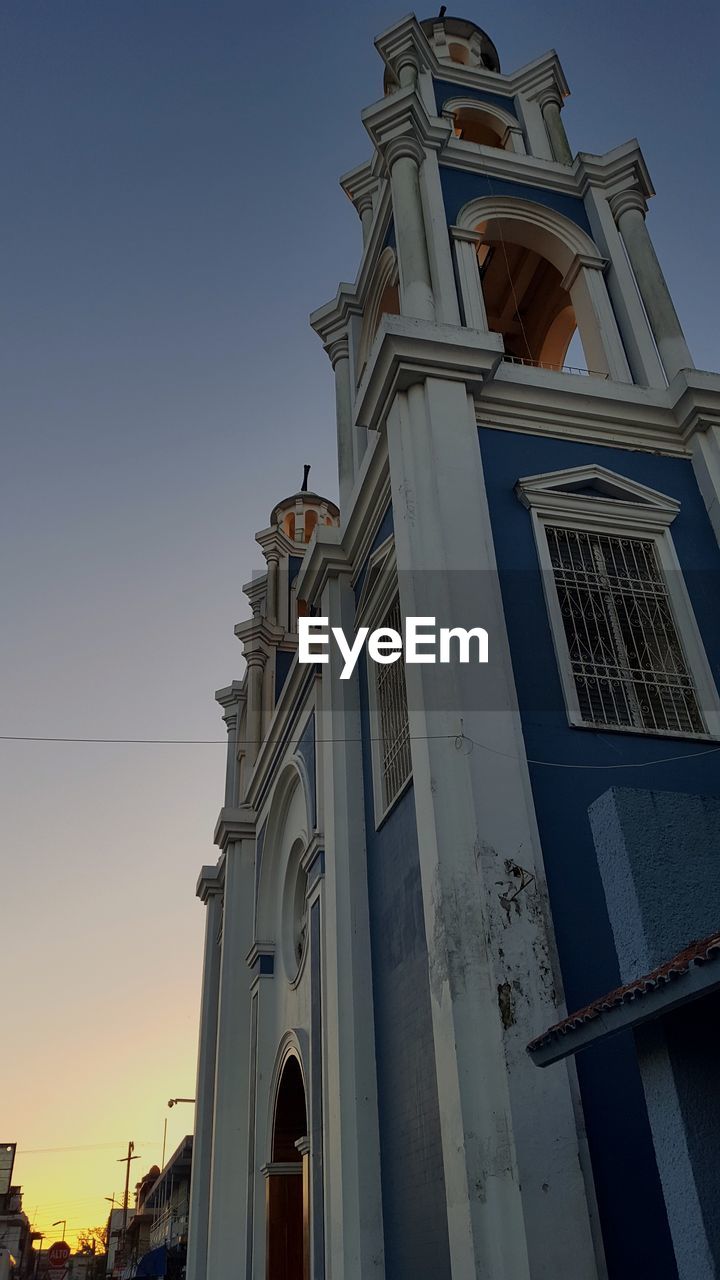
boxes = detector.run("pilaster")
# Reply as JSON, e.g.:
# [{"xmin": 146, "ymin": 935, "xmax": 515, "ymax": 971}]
[
  {"xmin": 386, "ymin": 374, "xmax": 599, "ymax": 1279},
  {"xmin": 316, "ymin": 562, "xmax": 385, "ymax": 1280},
  {"xmin": 205, "ymin": 808, "xmax": 257, "ymax": 1278}
]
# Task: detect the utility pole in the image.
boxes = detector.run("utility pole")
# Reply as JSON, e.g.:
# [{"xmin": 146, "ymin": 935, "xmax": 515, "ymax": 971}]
[{"xmin": 117, "ymin": 1141, "xmax": 139, "ymax": 1233}]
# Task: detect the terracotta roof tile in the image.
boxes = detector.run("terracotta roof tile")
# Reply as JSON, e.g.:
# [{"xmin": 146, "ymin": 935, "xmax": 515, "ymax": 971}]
[{"xmin": 528, "ymin": 930, "xmax": 720, "ymax": 1055}]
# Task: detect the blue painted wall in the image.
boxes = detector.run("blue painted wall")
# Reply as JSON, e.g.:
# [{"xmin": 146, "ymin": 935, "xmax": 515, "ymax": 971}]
[
  {"xmin": 275, "ymin": 648, "xmax": 294, "ymax": 702},
  {"xmin": 480, "ymin": 428, "xmax": 720, "ymax": 1279},
  {"xmin": 358, "ymin": 652, "xmax": 451, "ymax": 1279},
  {"xmin": 439, "ymin": 164, "xmax": 592, "ymax": 234},
  {"xmin": 433, "ymin": 77, "xmax": 517, "ymax": 119}
]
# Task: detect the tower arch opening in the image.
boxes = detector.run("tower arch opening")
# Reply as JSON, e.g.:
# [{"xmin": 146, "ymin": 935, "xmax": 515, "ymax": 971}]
[
  {"xmin": 457, "ymin": 196, "xmax": 627, "ymax": 379},
  {"xmin": 479, "ymin": 239, "xmax": 582, "ymax": 369}
]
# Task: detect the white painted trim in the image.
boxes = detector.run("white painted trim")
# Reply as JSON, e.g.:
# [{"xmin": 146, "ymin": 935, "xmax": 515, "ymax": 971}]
[{"xmin": 356, "ymin": 545, "xmax": 413, "ymax": 828}]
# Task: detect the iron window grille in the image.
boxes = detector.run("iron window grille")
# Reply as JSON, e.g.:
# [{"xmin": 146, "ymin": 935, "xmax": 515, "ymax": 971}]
[
  {"xmin": 375, "ymin": 595, "xmax": 412, "ymax": 809},
  {"xmin": 546, "ymin": 525, "xmax": 705, "ymax": 735}
]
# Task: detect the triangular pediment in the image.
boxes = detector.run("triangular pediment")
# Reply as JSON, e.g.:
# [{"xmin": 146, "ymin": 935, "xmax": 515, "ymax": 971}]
[{"xmin": 516, "ymin": 465, "xmax": 680, "ymax": 521}]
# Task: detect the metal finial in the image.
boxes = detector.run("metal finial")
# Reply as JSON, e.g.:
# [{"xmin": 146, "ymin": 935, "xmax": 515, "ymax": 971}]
[
  {"xmin": 301, "ymin": 464, "xmax": 311, "ymax": 493},
  {"xmin": 438, "ymin": 4, "xmax": 447, "ymax": 17}
]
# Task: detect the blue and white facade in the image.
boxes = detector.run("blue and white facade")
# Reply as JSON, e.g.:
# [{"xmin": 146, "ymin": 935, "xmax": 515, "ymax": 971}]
[{"xmin": 186, "ymin": 14, "xmax": 720, "ymax": 1280}]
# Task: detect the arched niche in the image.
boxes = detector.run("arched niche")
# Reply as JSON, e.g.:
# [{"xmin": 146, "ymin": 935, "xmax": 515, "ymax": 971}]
[
  {"xmin": 256, "ymin": 761, "xmax": 310, "ymax": 967},
  {"xmin": 357, "ymin": 246, "xmax": 400, "ymax": 378}
]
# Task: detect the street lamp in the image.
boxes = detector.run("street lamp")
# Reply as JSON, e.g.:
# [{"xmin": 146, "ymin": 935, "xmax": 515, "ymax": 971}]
[
  {"xmin": 52, "ymin": 1219, "xmax": 67, "ymax": 1242},
  {"xmin": 167, "ymin": 1098, "xmax": 195, "ymax": 1108}
]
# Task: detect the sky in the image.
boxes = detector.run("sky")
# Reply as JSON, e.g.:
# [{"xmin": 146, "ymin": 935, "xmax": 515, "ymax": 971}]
[{"xmin": 1, "ymin": 0, "xmax": 719, "ymax": 1253}]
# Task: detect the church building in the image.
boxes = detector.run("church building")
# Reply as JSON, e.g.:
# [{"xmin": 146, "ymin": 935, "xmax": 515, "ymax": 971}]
[{"xmin": 185, "ymin": 13, "xmax": 720, "ymax": 1279}]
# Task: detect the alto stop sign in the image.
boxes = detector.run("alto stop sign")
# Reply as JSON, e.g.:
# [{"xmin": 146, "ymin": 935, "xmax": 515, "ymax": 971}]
[{"xmin": 48, "ymin": 1241, "xmax": 71, "ymax": 1267}]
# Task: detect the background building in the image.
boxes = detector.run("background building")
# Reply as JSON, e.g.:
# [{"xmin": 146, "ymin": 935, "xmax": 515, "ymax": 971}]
[{"xmin": 186, "ymin": 11, "xmax": 720, "ymax": 1280}]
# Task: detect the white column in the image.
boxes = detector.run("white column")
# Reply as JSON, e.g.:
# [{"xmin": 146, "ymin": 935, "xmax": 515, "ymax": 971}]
[
  {"xmin": 418, "ymin": 149, "xmax": 461, "ymax": 326},
  {"xmin": 265, "ymin": 554, "xmax": 279, "ymax": 626},
  {"xmin": 386, "ymin": 376, "xmax": 599, "ymax": 1280},
  {"xmin": 245, "ymin": 653, "xmax": 266, "ymax": 766},
  {"xmin": 318, "ymin": 570, "xmax": 385, "ymax": 1280},
  {"xmin": 186, "ymin": 867, "xmax": 223, "ymax": 1280},
  {"xmin": 540, "ymin": 92, "xmax": 573, "ymax": 165},
  {"xmin": 385, "ymin": 137, "xmax": 435, "ymax": 322},
  {"xmin": 563, "ymin": 254, "xmax": 632, "ymax": 382},
  {"xmin": 583, "ymin": 186, "xmax": 666, "ymax": 388},
  {"xmin": 356, "ymin": 193, "xmax": 374, "ymax": 245},
  {"xmin": 205, "ymin": 815, "xmax": 256, "ymax": 1278},
  {"xmin": 451, "ymin": 228, "xmax": 490, "ymax": 331},
  {"xmin": 223, "ymin": 707, "xmax": 239, "ymax": 808},
  {"xmin": 327, "ymin": 336, "xmax": 354, "ymax": 516},
  {"xmin": 611, "ymin": 190, "xmax": 694, "ymax": 382}
]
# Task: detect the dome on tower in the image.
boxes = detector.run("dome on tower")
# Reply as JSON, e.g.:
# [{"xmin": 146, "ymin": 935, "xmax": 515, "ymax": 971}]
[
  {"xmin": 420, "ymin": 14, "xmax": 500, "ymax": 73},
  {"xmin": 271, "ymin": 465, "xmax": 340, "ymax": 546}
]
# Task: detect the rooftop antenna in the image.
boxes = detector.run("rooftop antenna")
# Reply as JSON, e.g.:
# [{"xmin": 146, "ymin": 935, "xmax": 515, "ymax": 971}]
[{"xmin": 301, "ymin": 464, "xmax": 311, "ymax": 493}]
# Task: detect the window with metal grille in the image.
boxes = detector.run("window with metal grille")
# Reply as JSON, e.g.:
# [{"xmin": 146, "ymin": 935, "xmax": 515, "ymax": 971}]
[
  {"xmin": 375, "ymin": 596, "xmax": 412, "ymax": 808},
  {"xmin": 546, "ymin": 526, "xmax": 705, "ymax": 735}
]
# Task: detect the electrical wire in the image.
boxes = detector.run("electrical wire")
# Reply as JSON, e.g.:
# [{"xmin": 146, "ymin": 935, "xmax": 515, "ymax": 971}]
[{"xmin": 1, "ymin": 731, "xmax": 718, "ymax": 770}]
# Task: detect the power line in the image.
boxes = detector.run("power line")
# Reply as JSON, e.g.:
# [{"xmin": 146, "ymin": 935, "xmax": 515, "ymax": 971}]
[{"xmin": 0, "ymin": 731, "xmax": 718, "ymax": 771}]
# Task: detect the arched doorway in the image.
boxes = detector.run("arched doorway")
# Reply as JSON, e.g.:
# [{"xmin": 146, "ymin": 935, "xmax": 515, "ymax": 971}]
[{"xmin": 266, "ymin": 1055, "xmax": 309, "ymax": 1280}]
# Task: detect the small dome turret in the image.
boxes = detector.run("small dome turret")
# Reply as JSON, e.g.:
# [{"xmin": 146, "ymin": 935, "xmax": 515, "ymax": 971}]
[
  {"xmin": 420, "ymin": 14, "xmax": 500, "ymax": 73},
  {"xmin": 271, "ymin": 466, "xmax": 340, "ymax": 546}
]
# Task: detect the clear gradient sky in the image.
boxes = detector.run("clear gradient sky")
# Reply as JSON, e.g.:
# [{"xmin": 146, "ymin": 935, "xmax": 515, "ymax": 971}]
[{"xmin": 2, "ymin": 0, "xmax": 718, "ymax": 1252}]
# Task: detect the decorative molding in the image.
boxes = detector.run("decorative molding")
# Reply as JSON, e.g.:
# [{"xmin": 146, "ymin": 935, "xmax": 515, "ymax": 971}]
[
  {"xmin": 214, "ymin": 805, "xmax": 257, "ymax": 851},
  {"xmin": 196, "ymin": 862, "xmax": 224, "ymax": 903},
  {"xmin": 516, "ymin": 464, "xmax": 681, "ymax": 532},
  {"xmin": 609, "ymin": 188, "xmax": 648, "ymax": 223},
  {"xmin": 246, "ymin": 941, "xmax": 275, "ymax": 976},
  {"xmin": 561, "ymin": 251, "xmax": 609, "ymax": 293},
  {"xmin": 354, "ymin": 314, "xmax": 503, "ymax": 435},
  {"xmin": 361, "ymin": 85, "xmax": 451, "ymax": 172},
  {"xmin": 476, "ymin": 362, "xmax": 690, "ymax": 455}
]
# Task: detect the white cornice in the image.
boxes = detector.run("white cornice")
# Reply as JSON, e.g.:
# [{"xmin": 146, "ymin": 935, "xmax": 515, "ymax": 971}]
[
  {"xmin": 576, "ymin": 140, "xmax": 655, "ymax": 206},
  {"xmin": 293, "ymin": 526, "xmax": 351, "ymax": 611},
  {"xmin": 361, "ymin": 86, "xmax": 451, "ymax": 168},
  {"xmin": 214, "ymin": 805, "xmax": 257, "ymax": 851},
  {"xmin": 196, "ymin": 861, "xmax": 224, "ymax": 902},
  {"xmin": 354, "ymin": 314, "xmax": 504, "ymax": 434},
  {"xmin": 234, "ymin": 615, "xmax": 284, "ymax": 656},
  {"xmin": 668, "ymin": 368, "xmax": 720, "ymax": 441},
  {"xmin": 215, "ymin": 680, "xmax": 244, "ymax": 712},
  {"xmin": 476, "ymin": 362, "xmax": 688, "ymax": 455}
]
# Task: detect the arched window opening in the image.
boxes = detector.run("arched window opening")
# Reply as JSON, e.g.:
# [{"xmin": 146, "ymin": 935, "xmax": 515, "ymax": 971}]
[
  {"xmin": 272, "ymin": 1056, "xmax": 307, "ymax": 1162},
  {"xmin": 283, "ymin": 511, "xmax": 296, "ymax": 540},
  {"xmin": 358, "ymin": 248, "xmax": 400, "ymax": 377},
  {"xmin": 453, "ymin": 106, "xmax": 505, "ymax": 149},
  {"xmin": 448, "ymin": 41, "xmax": 470, "ymax": 64},
  {"xmin": 267, "ymin": 1056, "xmax": 309, "ymax": 1280},
  {"xmin": 304, "ymin": 509, "xmax": 317, "ymax": 543}
]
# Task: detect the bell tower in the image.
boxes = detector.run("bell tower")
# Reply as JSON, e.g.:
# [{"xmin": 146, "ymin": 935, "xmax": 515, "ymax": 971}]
[{"xmin": 305, "ymin": 11, "xmax": 720, "ymax": 1280}]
